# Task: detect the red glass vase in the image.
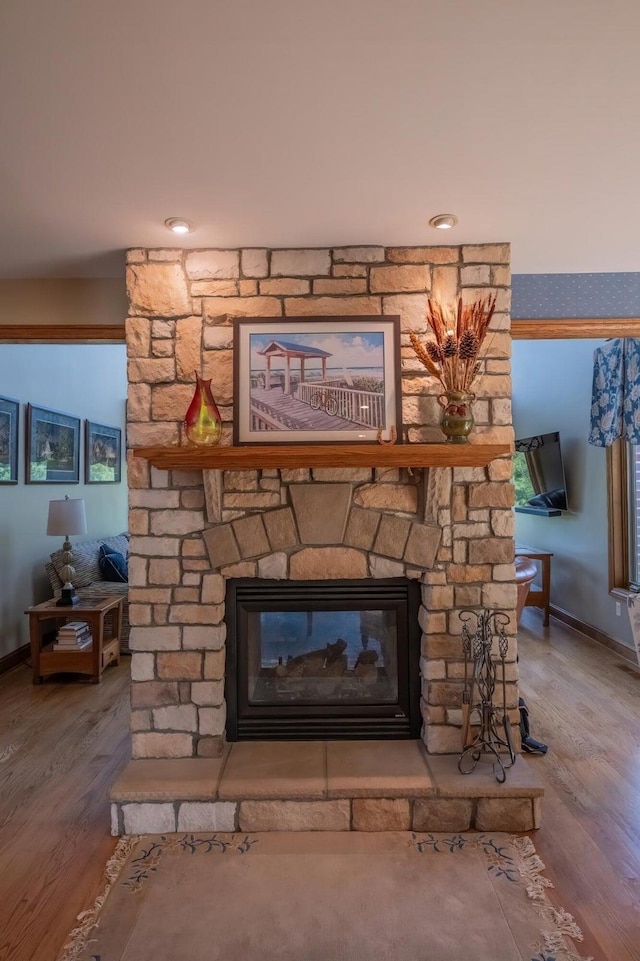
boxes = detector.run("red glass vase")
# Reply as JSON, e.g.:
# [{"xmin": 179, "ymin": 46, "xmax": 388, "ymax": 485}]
[{"xmin": 184, "ymin": 372, "xmax": 222, "ymax": 447}]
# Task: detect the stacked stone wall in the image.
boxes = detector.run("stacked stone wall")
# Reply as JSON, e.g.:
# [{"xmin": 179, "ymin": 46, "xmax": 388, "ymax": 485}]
[{"xmin": 125, "ymin": 244, "xmax": 516, "ymax": 759}]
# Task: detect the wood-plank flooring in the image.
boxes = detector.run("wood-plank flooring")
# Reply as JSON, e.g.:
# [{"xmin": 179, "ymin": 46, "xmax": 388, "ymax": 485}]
[
  {"xmin": 0, "ymin": 662, "xmax": 130, "ymax": 961},
  {"xmin": 517, "ymin": 610, "xmax": 640, "ymax": 961},
  {"xmin": 1, "ymin": 615, "xmax": 639, "ymax": 961}
]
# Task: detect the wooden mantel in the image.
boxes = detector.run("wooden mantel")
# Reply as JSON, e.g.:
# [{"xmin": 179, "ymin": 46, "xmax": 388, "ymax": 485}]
[{"xmin": 133, "ymin": 442, "xmax": 511, "ymax": 471}]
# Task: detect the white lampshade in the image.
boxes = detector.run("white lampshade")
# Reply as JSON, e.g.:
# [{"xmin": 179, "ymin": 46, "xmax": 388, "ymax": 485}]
[{"xmin": 46, "ymin": 497, "xmax": 88, "ymax": 537}]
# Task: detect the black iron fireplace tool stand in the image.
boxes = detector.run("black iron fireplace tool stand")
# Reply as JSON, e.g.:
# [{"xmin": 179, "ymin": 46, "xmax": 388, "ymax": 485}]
[{"xmin": 458, "ymin": 608, "xmax": 516, "ymax": 784}]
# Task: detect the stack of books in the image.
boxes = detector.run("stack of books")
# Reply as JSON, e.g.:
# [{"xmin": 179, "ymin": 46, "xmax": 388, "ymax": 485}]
[{"xmin": 53, "ymin": 621, "xmax": 93, "ymax": 651}]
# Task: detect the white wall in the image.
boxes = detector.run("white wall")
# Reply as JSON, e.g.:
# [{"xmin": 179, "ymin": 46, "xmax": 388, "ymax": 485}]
[
  {"xmin": 0, "ymin": 344, "xmax": 127, "ymax": 659},
  {"xmin": 512, "ymin": 338, "xmax": 633, "ymax": 649}
]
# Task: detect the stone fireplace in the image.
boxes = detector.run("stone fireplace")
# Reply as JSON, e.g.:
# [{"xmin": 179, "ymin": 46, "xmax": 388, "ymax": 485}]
[
  {"xmin": 112, "ymin": 241, "xmax": 541, "ymax": 837},
  {"xmin": 111, "ymin": 244, "xmax": 543, "ymax": 834}
]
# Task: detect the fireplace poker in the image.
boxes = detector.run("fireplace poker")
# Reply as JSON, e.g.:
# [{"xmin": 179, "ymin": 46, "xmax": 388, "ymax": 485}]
[
  {"xmin": 460, "ymin": 615, "xmax": 474, "ymax": 749},
  {"xmin": 499, "ymin": 621, "xmax": 516, "ymax": 766}
]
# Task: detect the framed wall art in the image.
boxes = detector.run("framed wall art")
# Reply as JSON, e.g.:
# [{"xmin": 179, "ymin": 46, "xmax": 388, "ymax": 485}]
[
  {"xmin": 0, "ymin": 396, "xmax": 19, "ymax": 484},
  {"xmin": 233, "ymin": 316, "xmax": 402, "ymax": 445},
  {"xmin": 85, "ymin": 421, "xmax": 122, "ymax": 483},
  {"xmin": 25, "ymin": 404, "xmax": 81, "ymax": 484}
]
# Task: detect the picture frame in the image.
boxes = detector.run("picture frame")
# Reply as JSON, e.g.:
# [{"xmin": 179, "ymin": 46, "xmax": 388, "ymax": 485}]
[
  {"xmin": 0, "ymin": 396, "xmax": 19, "ymax": 484},
  {"xmin": 85, "ymin": 421, "xmax": 122, "ymax": 483},
  {"xmin": 25, "ymin": 404, "xmax": 81, "ymax": 484},
  {"xmin": 233, "ymin": 316, "xmax": 402, "ymax": 445}
]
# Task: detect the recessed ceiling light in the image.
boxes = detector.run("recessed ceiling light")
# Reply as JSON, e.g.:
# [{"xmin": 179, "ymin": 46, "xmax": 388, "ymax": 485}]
[
  {"xmin": 165, "ymin": 218, "xmax": 193, "ymax": 235},
  {"xmin": 429, "ymin": 214, "xmax": 458, "ymax": 230}
]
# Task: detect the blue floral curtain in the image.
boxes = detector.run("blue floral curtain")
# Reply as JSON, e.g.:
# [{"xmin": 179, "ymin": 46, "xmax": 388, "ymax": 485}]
[{"xmin": 589, "ymin": 338, "xmax": 640, "ymax": 446}]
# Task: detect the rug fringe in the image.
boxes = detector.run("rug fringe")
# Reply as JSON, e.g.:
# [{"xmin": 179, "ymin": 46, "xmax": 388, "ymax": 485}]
[
  {"xmin": 56, "ymin": 835, "xmax": 139, "ymax": 961},
  {"xmin": 511, "ymin": 836, "xmax": 593, "ymax": 961}
]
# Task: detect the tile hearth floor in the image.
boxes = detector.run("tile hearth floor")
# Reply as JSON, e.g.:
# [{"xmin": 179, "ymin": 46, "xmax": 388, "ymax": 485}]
[{"xmin": 110, "ymin": 741, "xmax": 544, "ymax": 835}]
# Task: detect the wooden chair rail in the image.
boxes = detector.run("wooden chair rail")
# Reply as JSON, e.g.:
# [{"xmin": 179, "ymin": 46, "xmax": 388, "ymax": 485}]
[
  {"xmin": 511, "ymin": 318, "xmax": 640, "ymax": 339},
  {"xmin": 0, "ymin": 324, "xmax": 126, "ymax": 343},
  {"xmin": 2, "ymin": 319, "xmax": 640, "ymax": 344}
]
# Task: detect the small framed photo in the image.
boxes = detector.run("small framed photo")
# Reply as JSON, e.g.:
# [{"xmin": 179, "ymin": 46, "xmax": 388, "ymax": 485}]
[
  {"xmin": 233, "ymin": 316, "xmax": 402, "ymax": 445},
  {"xmin": 26, "ymin": 405, "xmax": 80, "ymax": 484},
  {"xmin": 0, "ymin": 396, "xmax": 19, "ymax": 484},
  {"xmin": 85, "ymin": 421, "xmax": 122, "ymax": 483}
]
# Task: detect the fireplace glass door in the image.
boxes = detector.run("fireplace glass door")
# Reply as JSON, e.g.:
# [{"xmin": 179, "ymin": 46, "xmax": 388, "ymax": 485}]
[{"xmin": 225, "ymin": 578, "xmax": 421, "ymax": 740}]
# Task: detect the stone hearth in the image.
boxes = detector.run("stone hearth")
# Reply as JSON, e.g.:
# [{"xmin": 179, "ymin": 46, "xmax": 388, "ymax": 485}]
[{"xmin": 110, "ymin": 741, "xmax": 543, "ymax": 835}]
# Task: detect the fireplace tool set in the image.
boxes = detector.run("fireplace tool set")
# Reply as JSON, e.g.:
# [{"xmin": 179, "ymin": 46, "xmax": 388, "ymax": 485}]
[{"xmin": 458, "ymin": 608, "xmax": 516, "ymax": 783}]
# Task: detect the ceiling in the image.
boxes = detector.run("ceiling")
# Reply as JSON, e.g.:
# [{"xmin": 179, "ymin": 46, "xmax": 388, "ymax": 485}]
[{"xmin": 1, "ymin": 0, "xmax": 639, "ymax": 279}]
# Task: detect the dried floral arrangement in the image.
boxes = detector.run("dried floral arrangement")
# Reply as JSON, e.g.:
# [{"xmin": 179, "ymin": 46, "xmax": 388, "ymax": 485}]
[{"xmin": 409, "ymin": 295, "xmax": 497, "ymax": 393}]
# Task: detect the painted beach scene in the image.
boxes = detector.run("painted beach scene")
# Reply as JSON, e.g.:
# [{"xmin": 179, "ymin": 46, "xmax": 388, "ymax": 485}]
[{"xmin": 248, "ymin": 330, "xmax": 387, "ymax": 433}]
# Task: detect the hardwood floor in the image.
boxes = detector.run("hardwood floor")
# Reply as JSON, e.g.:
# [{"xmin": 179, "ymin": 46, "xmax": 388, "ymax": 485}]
[
  {"xmin": 518, "ymin": 610, "xmax": 640, "ymax": 961},
  {"xmin": 0, "ymin": 661, "xmax": 130, "ymax": 961},
  {"xmin": 0, "ymin": 617, "xmax": 639, "ymax": 961}
]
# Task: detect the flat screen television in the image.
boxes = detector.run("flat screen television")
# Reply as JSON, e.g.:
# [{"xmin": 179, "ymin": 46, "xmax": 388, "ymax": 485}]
[{"xmin": 513, "ymin": 431, "xmax": 568, "ymax": 515}]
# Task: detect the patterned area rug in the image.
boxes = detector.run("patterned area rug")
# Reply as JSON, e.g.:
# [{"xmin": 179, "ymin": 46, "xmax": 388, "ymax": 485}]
[{"xmin": 58, "ymin": 832, "xmax": 590, "ymax": 961}]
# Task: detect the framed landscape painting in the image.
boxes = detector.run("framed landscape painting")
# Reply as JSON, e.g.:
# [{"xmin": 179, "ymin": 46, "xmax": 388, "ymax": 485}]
[
  {"xmin": 26, "ymin": 404, "xmax": 80, "ymax": 484},
  {"xmin": 0, "ymin": 396, "xmax": 19, "ymax": 484},
  {"xmin": 85, "ymin": 421, "xmax": 122, "ymax": 483},
  {"xmin": 233, "ymin": 316, "xmax": 402, "ymax": 445}
]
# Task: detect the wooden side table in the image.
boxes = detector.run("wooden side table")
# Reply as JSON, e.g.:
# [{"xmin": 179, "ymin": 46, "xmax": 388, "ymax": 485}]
[
  {"xmin": 515, "ymin": 545, "xmax": 553, "ymax": 626},
  {"xmin": 26, "ymin": 596, "xmax": 123, "ymax": 684}
]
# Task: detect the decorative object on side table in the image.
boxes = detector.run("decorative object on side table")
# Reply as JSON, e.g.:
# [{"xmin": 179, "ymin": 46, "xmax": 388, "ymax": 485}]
[
  {"xmin": 409, "ymin": 296, "xmax": 496, "ymax": 443},
  {"xmin": 458, "ymin": 608, "xmax": 516, "ymax": 783},
  {"xmin": 184, "ymin": 372, "xmax": 222, "ymax": 446},
  {"xmin": 85, "ymin": 421, "xmax": 122, "ymax": 483},
  {"xmin": 0, "ymin": 396, "xmax": 19, "ymax": 484},
  {"xmin": 53, "ymin": 620, "xmax": 93, "ymax": 651},
  {"xmin": 46, "ymin": 495, "xmax": 88, "ymax": 606}
]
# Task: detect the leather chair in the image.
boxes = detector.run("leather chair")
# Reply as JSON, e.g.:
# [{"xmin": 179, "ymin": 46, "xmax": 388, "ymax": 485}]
[{"xmin": 515, "ymin": 556, "xmax": 537, "ymax": 624}]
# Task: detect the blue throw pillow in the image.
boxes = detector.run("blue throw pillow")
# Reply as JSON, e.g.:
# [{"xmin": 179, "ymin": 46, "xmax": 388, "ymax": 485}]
[{"xmin": 98, "ymin": 544, "xmax": 128, "ymax": 583}]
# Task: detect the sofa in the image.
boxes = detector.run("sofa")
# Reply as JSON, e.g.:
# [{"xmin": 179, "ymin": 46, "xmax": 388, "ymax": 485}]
[{"xmin": 45, "ymin": 532, "xmax": 130, "ymax": 653}]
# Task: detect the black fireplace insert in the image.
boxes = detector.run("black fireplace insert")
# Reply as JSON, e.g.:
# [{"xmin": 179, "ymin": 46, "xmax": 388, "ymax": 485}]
[{"xmin": 225, "ymin": 578, "xmax": 421, "ymax": 740}]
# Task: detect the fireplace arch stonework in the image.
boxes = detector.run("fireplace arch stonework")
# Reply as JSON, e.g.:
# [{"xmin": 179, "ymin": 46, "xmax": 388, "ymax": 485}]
[{"xmin": 126, "ymin": 243, "xmax": 517, "ymax": 761}]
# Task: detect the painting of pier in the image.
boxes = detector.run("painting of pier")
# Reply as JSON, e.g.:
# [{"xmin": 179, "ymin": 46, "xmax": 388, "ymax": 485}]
[
  {"xmin": 233, "ymin": 318, "xmax": 401, "ymax": 444},
  {"xmin": 250, "ymin": 332, "xmax": 385, "ymax": 433}
]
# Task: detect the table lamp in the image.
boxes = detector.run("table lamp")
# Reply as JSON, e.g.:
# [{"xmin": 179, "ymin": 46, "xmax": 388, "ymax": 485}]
[{"xmin": 46, "ymin": 495, "xmax": 88, "ymax": 606}]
